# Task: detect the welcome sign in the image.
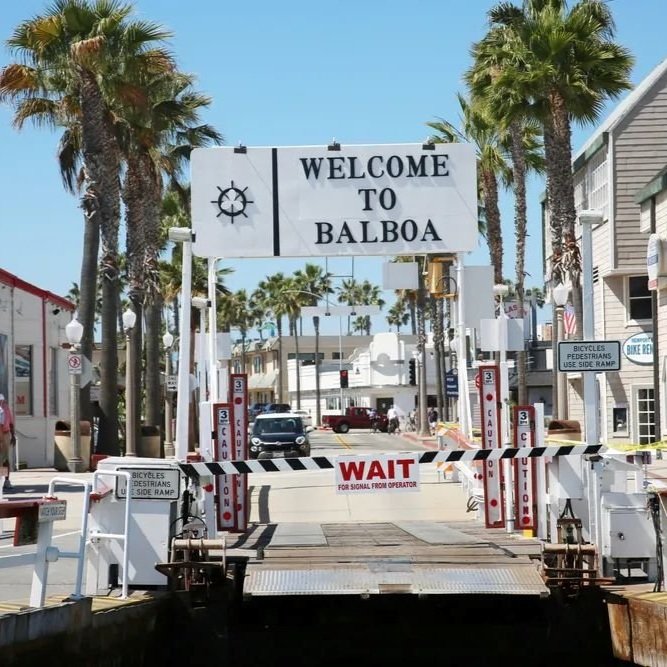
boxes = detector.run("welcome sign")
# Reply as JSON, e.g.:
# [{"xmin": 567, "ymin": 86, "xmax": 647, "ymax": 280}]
[{"xmin": 191, "ymin": 143, "xmax": 477, "ymax": 258}]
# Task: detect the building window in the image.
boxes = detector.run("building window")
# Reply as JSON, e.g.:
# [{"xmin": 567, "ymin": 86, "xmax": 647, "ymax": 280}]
[
  {"xmin": 325, "ymin": 396, "xmax": 341, "ymax": 411},
  {"xmin": 332, "ymin": 352, "xmax": 342, "ymax": 360},
  {"xmin": 253, "ymin": 355, "xmax": 263, "ymax": 373},
  {"xmin": 232, "ymin": 359, "xmax": 241, "ymax": 374},
  {"xmin": 635, "ymin": 388, "xmax": 655, "ymax": 445},
  {"xmin": 49, "ymin": 347, "xmax": 59, "ymax": 416},
  {"xmin": 612, "ymin": 404, "xmax": 628, "ymax": 436},
  {"xmin": 627, "ymin": 276, "xmax": 652, "ymax": 322},
  {"xmin": 15, "ymin": 345, "xmax": 33, "ymax": 416}
]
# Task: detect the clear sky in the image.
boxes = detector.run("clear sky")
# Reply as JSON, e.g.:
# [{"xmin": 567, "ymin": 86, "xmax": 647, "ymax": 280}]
[{"xmin": 1, "ymin": 0, "xmax": 666, "ymax": 336}]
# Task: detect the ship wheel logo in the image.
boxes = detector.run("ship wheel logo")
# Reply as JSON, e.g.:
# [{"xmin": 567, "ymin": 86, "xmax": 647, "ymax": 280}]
[{"xmin": 211, "ymin": 181, "xmax": 254, "ymax": 221}]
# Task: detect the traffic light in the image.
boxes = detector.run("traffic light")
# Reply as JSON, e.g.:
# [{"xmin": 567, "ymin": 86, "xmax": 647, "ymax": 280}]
[
  {"xmin": 408, "ymin": 358, "xmax": 416, "ymax": 385},
  {"xmin": 339, "ymin": 369, "xmax": 349, "ymax": 388}
]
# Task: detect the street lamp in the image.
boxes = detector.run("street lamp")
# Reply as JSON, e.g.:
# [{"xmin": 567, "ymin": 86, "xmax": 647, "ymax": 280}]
[
  {"xmin": 163, "ymin": 332, "xmax": 175, "ymax": 458},
  {"xmin": 123, "ymin": 308, "xmax": 137, "ymax": 457},
  {"xmin": 65, "ymin": 317, "xmax": 85, "ymax": 473},
  {"xmin": 552, "ymin": 282, "xmax": 570, "ymax": 420}
]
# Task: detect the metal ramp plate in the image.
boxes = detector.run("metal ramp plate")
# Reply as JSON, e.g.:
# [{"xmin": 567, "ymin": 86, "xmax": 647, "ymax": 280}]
[{"xmin": 244, "ymin": 565, "xmax": 548, "ymax": 597}]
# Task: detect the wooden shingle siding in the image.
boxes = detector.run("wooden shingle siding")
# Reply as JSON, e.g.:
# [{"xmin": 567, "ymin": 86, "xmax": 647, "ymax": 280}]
[
  {"xmin": 613, "ymin": 74, "xmax": 667, "ymax": 267},
  {"xmin": 656, "ymin": 190, "xmax": 667, "ymax": 438}
]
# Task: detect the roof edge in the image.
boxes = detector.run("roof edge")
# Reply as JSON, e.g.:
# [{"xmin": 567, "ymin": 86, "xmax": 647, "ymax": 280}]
[{"xmin": 635, "ymin": 166, "xmax": 667, "ymax": 204}]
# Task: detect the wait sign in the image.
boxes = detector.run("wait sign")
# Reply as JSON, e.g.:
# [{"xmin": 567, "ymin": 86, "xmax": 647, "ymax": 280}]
[
  {"xmin": 335, "ymin": 454, "xmax": 420, "ymax": 494},
  {"xmin": 558, "ymin": 341, "xmax": 621, "ymax": 372}
]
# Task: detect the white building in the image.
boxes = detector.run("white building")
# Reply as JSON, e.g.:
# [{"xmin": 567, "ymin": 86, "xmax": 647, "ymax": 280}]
[{"xmin": 0, "ymin": 269, "xmax": 74, "ymax": 468}]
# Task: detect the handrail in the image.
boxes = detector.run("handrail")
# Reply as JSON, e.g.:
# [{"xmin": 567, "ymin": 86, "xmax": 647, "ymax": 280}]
[
  {"xmin": 46, "ymin": 477, "xmax": 92, "ymax": 600},
  {"xmin": 91, "ymin": 470, "xmax": 132, "ymax": 599}
]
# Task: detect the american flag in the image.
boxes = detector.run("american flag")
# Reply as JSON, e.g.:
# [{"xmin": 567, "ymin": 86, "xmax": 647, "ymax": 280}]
[{"xmin": 563, "ymin": 303, "xmax": 576, "ymax": 336}]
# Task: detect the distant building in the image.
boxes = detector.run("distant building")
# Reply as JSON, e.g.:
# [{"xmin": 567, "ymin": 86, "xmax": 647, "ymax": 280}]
[{"xmin": 0, "ymin": 269, "xmax": 74, "ymax": 467}]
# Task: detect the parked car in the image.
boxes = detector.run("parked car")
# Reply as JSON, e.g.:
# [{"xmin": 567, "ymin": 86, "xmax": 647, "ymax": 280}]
[
  {"xmin": 249, "ymin": 403, "xmax": 268, "ymax": 419},
  {"xmin": 292, "ymin": 409, "xmax": 313, "ymax": 429},
  {"xmin": 262, "ymin": 403, "xmax": 292, "ymax": 414},
  {"xmin": 249, "ymin": 413, "xmax": 310, "ymax": 459}
]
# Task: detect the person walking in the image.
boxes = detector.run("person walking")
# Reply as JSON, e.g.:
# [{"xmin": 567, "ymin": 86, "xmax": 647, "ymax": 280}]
[
  {"xmin": 387, "ymin": 405, "xmax": 399, "ymax": 434},
  {"xmin": 0, "ymin": 394, "xmax": 16, "ymax": 491},
  {"xmin": 428, "ymin": 407, "xmax": 439, "ymax": 435},
  {"xmin": 368, "ymin": 407, "xmax": 379, "ymax": 433}
]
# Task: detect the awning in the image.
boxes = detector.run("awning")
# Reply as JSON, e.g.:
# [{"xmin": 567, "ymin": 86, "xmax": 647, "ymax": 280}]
[{"xmin": 248, "ymin": 370, "xmax": 278, "ymax": 390}]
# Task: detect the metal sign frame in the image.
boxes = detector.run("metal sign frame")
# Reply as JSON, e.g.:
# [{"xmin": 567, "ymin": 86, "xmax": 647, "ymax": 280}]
[
  {"xmin": 213, "ymin": 403, "xmax": 235, "ymax": 531},
  {"xmin": 478, "ymin": 365, "xmax": 505, "ymax": 529},
  {"xmin": 513, "ymin": 406, "xmax": 537, "ymax": 533}
]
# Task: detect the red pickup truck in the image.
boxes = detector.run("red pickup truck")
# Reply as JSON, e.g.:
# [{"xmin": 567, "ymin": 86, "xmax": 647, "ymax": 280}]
[{"xmin": 322, "ymin": 407, "xmax": 388, "ymax": 434}]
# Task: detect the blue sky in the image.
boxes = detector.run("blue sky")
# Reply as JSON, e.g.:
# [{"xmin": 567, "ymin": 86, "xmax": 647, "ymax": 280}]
[{"xmin": 1, "ymin": 0, "xmax": 666, "ymax": 336}]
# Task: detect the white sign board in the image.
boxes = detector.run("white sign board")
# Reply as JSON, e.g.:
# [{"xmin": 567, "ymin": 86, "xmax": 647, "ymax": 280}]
[
  {"xmin": 38, "ymin": 500, "xmax": 67, "ymax": 522},
  {"xmin": 622, "ymin": 333, "xmax": 653, "ymax": 366},
  {"xmin": 479, "ymin": 365, "xmax": 505, "ymax": 529},
  {"xmin": 558, "ymin": 341, "xmax": 621, "ymax": 372},
  {"xmin": 115, "ymin": 468, "xmax": 180, "ymax": 500},
  {"xmin": 191, "ymin": 143, "xmax": 478, "ymax": 258},
  {"xmin": 214, "ymin": 404, "xmax": 235, "ymax": 530},
  {"xmin": 513, "ymin": 407, "xmax": 536, "ymax": 533},
  {"xmin": 335, "ymin": 454, "xmax": 420, "ymax": 494},
  {"xmin": 230, "ymin": 374, "xmax": 248, "ymax": 531},
  {"xmin": 166, "ymin": 375, "xmax": 178, "ymax": 391}
]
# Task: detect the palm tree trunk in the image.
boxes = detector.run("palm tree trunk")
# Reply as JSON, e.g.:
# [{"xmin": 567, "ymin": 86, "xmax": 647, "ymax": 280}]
[
  {"xmin": 549, "ymin": 92, "xmax": 582, "ymax": 339},
  {"xmin": 482, "ymin": 169, "xmax": 503, "ymax": 285},
  {"xmin": 417, "ymin": 269, "xmax": 429, "ymax": 437},
  {"xmin": 431, "ymin": 297, "xmax": 444, "ymax": 418},
  {"xmin": 79, "ymin": 70, "xmax": 121, "ymax": 455},
  {"xmin": 294, "ymin": 320, "xmax": 301, "ymax": 409},
  {"xmin": 409, "ymin": 295, "xmax": 417, "ymax": 335},
  {"xmin": 509, "ymin": 121, "xmax": 529, "ymax": 406},
  {"xmin": 145, "ymin": 300, "xmax": 161, "ymax": 429},
  {"xmin": 314, "ymin": 316, "xmax": 321, "ymax": 426},
  {"xmin": 78, "ymin": 188, "xmax": 100, "ymax": 424}
]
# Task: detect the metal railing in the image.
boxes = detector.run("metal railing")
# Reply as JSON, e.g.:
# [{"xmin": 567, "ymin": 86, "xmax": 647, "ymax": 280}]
[{"xmin": 90, "ymin": 470, "xmax": 132, "ymax": 599}]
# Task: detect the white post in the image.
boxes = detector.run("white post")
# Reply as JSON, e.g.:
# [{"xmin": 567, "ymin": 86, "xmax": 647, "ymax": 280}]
[
  {"xmin": 207, "ymin": 258, "xmax": 219, "ymax": 402},
  {"xmin": 339, "ymin": 316, "xmax": 344, "ymax": 413},
  {"xmin": 175, "ymin": 235, "xmax": 193, "ymax": 461},
  {"xmin": 534, "ymin": 402, "xmax": 549, "ymax": 541},
  {"xmin": 580, "ymin": 210, "xmax": 604, "ymax": 563},
  {"xmin": 30, "ymin": 519, "xmax": 55, "ymax": 608}
]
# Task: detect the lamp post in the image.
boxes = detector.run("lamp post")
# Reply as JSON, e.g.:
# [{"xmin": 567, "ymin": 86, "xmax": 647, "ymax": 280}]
[
  {"xmin": 123, "ymin": 308, "xmax": 137, "ymax": 457},
  {"xmin": 65, "ymin": 317, "xmax": 85, "ymax": 473},
  {"xmin": 552, "ymin": 282, "xmax": 570, "ymax": 420},
  {"xmin": 163, "ymin": 332, "xmax": 174, "ymax": 458},
  {"xmin": 412, "ymin": 349, "xmax": 423, "ymax": 431}
]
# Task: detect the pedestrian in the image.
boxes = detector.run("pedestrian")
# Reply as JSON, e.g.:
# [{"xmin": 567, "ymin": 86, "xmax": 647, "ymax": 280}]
[
  {"xmin": 428, "ymin": 407, "xmax": 439, "ymax": 435},
  {"xmin": 387, "ymin": 404, "xmax": 399, "ymax": 434},
  {"xmin": 368, "ymin": 406, "xmax": 378, "ymax": 433},
  {"xmin": 0, "ymin": 394, "xmax": 16, "ymax": 491}
]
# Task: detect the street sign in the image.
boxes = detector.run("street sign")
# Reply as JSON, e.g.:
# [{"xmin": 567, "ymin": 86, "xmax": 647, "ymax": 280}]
[
  {"xmin": 68, "ymin": 354, "xmax": 82, "ymax": 375},
  {"xmin": 479, "ymin": 365, "xmax": 505, "ymax": 529},
  {"xmin": 115, "ymin": 467, "xmax": 180, "ymax": 500},
  {"xmin": 230, "ymin": 374, "xmax": 249, "ymax": 531},
  {"xmin": 558, "ymin": 341, "xmax": 621, "ymax": 372},
  {"xmin": 513, "ymin": 406, "xmax": 537, "ymax": 533},
  {"xmin": 445, "ymin": 369, "xmax": 459, "ymax": 397},
  {"xmin": 191, "ymin": 143, "xmax": 478, "ymax": 258},
  {"xmin": 166, "ymin": 374, "xmax": 178, "ymax": 391},
  {"xmin": 213, "ymin": 403, "xmax": 235, "ymax": 531},
  {"xmin": 335, "ymin": 454, "xmax": 420, "ymax": 494},
  {"xmin": 38, "ymin": 500, "xmax": 67, "ymax": 522}
]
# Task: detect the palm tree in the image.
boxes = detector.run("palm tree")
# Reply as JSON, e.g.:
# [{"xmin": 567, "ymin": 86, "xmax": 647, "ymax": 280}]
[
  {"xmin": 2, "ymin": 0, "xmax": 173, "ymax": 454},
  {"xmin": 483, "ymin": 0, "xmax": 633, "ymax": 336},
  {"xmin": 336, "ymin": 279, "xmax": 384, "ymax": 335},
  {"xmin": 293, "ymin": 264, "xmax": 332, "ymax": 425},
  {"xmin": 386, "ymin": 299, "xmax": 410, "ymax": 333},
  {"xmin": 427, "ymin": 95, "xmax": 511, "ymax": 284},
  {"xmin": 121, "ymin": 70, "xmax": 222, "ymax": 431},
  {"xmin": 256, "ymin": 273, "xmax": 291, "ymax": 402}
]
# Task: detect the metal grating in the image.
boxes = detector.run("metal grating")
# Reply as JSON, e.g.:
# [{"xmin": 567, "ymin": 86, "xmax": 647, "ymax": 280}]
[{"xmin": 244, "ymin": 565, "xmax": 548, "ymax": 597}]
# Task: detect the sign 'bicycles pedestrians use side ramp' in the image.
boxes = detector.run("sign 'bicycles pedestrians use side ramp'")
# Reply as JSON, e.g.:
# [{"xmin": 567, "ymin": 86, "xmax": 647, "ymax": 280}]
[
  {"xmin": 191, "ymin": 143, "xmax": 477, "ymax": 258},
  {"xmin": 558, "ymin": 341, "xmax": 621, "ymax": 372}
]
